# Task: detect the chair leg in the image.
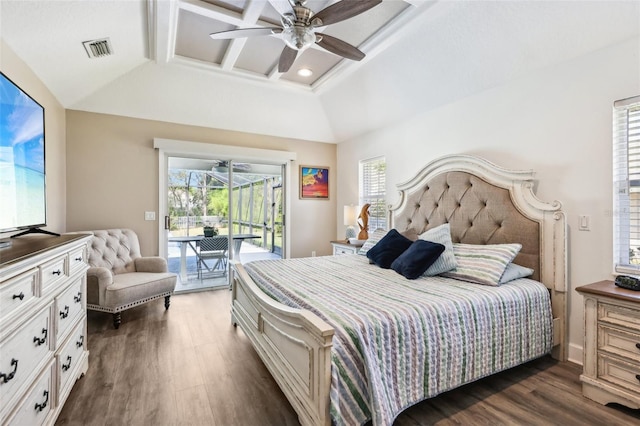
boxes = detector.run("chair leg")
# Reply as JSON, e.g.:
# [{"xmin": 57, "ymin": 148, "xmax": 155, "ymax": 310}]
[
  {"xmin": 113, "ymin": 312, "xmax": 121, "ymax": 329},
  {"xmin": 165, "ymin": 295, "xmax": 171, "ymax": 310}
]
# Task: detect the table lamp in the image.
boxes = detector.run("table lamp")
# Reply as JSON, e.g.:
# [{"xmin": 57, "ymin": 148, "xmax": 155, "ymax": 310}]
[{"xmin": 344, "ymin": 205, "xmax": 358, "ymax": 240}]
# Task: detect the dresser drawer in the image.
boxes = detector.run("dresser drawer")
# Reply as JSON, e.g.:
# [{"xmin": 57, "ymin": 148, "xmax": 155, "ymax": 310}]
[
  {"xmin": 55, "ymin": 278, "xmax": 84, "ymax": 342},
  {"xmin": 0, "ymin": 304, "xmax": 53, "ymax": 414},
  {"xmin": 56, "ymin": 321, "xmax": 86, "ymax": 402},
  {"xmin": 332, "ymin": 243, "xmax": 360, "ymax": 255},
  {"xmin": 68, "ymin": 245, "xmax": 87, "ymax": 277},
  {"xmin": 598, "ymin": 353, "xmax": 640, "ymax": 394},
  {"xmin": 599, "ymin": 324, "xmax": 640, "ymax": 362},
  {"xmin": 40, "ymin": 255, "xmax": 67, "ymax": 295},
  {"xmin": 4, "ymin": 360, "xmax": 54, "ymax": 426},
  {"xmin": 599, "ymin": 302, "xmax": 640, "ymax": 333},
  {"xmin": 0, "ymin": 269, "xmax": 37, "ymax": 325}
]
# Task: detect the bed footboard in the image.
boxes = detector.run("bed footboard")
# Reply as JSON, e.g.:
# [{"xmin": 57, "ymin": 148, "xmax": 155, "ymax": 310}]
[{"xmin": 230, "ymin": 260, "xmax": 334, "ymax": 426}]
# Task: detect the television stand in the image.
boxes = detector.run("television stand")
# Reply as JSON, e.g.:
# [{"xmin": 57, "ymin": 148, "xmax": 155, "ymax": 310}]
[{"xmin": 10, "ymin": 227, "xmax": 61, "ymax": 238}]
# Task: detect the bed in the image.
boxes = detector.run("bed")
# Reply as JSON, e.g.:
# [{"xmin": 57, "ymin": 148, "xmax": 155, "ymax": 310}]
[{"xmin": 229, "ymin": 154, "xmax": 567, "ymax": 426}]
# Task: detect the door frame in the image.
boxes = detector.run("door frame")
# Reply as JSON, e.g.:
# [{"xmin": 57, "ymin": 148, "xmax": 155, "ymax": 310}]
[{"xmin": 154, "ymin": 138, "xmax": 296, "ymax": 260}]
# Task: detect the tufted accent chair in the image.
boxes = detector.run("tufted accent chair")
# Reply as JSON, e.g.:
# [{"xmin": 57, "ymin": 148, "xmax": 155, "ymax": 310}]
[{"xmin": 85, "ymin": 229, "xmax": 177, "ymax": 329}]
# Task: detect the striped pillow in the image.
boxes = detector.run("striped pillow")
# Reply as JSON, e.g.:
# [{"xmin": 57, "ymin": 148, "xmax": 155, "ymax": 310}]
[
  {"xmin": 418, "ymin": 223, "xmax": 458, "ymax": 276},
  {"xmin": 358, "ymin": 229, "xmax": 389, "ymax": 256},
  {"xmin": 442, "ymin": 243, "xmax": 522, "ymax": 286}
]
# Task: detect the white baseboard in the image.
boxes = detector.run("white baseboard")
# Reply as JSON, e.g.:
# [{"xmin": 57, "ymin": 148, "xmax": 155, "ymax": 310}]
[{"xmin": 568, "ymin": 342, "xmax": 583, "ymax": 366}]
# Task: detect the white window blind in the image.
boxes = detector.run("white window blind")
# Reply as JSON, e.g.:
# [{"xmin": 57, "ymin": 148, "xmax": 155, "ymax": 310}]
[
  {"xmin": 613, "ymin": 95, "xmax": 640, "ymax": 273},
  {"xmin": 359, "ymin": 156, "xmax": 386, "ymax": 230}
]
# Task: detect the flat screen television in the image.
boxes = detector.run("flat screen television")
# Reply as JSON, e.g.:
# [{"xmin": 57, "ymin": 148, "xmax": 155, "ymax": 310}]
[{"xmin": 0, "ymin": 71, "xmax": 54, "ymax": 237}]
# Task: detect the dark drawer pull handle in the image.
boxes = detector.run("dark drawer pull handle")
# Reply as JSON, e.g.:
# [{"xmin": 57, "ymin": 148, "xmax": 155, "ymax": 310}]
[
  {"xmin": 60, "ymin": 305, "xmax": 69, "ymax": 319},
  {"xmin": 61, "ymin": 356, "xmax": 72, "ymax": 372},
  {"xmin": 12, "ymin": 292, "xmax": 24, "ymax": 301},
  {"xmin": 75, "ymin": 256, "xmax": 83, "ymax": 262},
  {"xmin": 33, "ymin": 328, "xmax": 48, "ymax": 346},
  {"xmin": 52, "ymin": 269, "xmax": 62, "ymax": 276},
  {"xmin": 74, "ymin": 292, "xmax": 82, "ymax": 303},
  {"xmin": 34, "ymin": 390, "xmax": 49, "ymax": 412},
  {"xmin": 76, "ymin": 335, "xmax": 84, "ymax": 348},
  {"xmin": 0, "ymin": 359, "xmax": 18, "ymax": 383}
]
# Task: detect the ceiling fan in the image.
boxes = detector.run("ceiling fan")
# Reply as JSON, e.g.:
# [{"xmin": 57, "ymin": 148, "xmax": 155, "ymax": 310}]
[
  {"xmin": 211, "ymin": 160, "xmax": 252, "ymax": 173},
  {"xmin": 209, "ymin": 0, "xmax": 382, "ymax": 73}
]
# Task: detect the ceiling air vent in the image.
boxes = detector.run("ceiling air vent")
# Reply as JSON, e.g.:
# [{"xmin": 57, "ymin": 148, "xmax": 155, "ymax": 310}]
[{"xmin": 82, "ymin": 38, "xmax": 113, "ymax": 58}]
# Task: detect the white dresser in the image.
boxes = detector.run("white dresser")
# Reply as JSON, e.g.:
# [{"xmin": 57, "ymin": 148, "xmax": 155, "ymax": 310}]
[
  {"xmin": 576, "ymin": 280, "xmax": 640, "ymax": 410},
  {"xmin": 0, "ymin": 233, "xmax": 91, "ymax": 426}
]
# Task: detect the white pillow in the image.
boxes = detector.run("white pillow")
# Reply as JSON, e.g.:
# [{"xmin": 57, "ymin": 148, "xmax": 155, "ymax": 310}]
[
  {"xmin": 499, "ymin": 263, "xmax": 534, "ymax": 284},
  {"xmin": 418, "ymin": 223, "xmax": 457, "ymax": 275},
  {"xmin": 442, "ymin": 243, "xmax": 522, "ymax": 286}
]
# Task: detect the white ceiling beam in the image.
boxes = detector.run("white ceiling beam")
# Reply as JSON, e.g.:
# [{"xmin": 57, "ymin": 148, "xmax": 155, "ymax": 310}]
[
  {"xmin": 179, "ymin": 0, "xmax": 245, "ymax": 26},
  {"xmin": 243, "ymin": 0, "xmax": 267, "ymax": 24},
  {"xmin": 153, "ymin": 0, "xmax": 180, "ymax": 63},
  {"xmin": 221, "ymin": 39, "xmax": 248, "ymax": 70},
  {"xmin": 219, "ymin": 0, "xmax": 266, "ymax": 70}
]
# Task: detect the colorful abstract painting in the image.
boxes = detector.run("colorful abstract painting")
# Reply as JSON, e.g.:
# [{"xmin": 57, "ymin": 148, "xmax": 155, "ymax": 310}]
[{"xmin": 300, "ymin": 166, "xmax": 329, "ymax": 199}]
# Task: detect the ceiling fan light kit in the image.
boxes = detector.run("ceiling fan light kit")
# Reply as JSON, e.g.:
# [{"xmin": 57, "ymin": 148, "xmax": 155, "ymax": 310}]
[
  {"xmin": 209, "ymin": 0, "xmax": 382, "ymax": 73},
  {"xmin": 282, "ymin": 26, "xmax": 316, "ymax": 51}
]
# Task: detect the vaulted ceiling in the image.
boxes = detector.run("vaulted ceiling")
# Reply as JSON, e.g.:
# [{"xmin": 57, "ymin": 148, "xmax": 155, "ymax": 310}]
[{"xmin": 1, "ymin": 1, "xmax": 639, "ymax": 143}]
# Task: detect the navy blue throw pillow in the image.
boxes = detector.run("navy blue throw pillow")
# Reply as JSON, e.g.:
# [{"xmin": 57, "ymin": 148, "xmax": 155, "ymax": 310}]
[
  {"xmin": 366, "ymin": 229, "xmax": 413, "ymax": 268},
  {"xmin": 391, "ymin": 240, "xmax": 445, "ymax": 279}
]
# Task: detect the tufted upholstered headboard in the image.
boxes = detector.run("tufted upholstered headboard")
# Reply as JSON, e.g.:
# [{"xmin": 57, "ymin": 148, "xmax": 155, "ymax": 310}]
[
  {"xmin": 392, "ymin": 171, "xmax": 541, "ymax": 280},
  {"xmin": 389, "ymin": 155, "xmax": 566, "ymax": 288}
]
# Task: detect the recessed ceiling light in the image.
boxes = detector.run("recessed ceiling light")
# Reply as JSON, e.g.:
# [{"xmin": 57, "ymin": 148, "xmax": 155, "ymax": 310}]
[{"xmin": 297, "ymin": 68, "xmax": 313, "ymax": 77}]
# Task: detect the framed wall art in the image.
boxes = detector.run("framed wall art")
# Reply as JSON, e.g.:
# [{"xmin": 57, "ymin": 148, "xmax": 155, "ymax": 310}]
[{"xmin": 299, "ymin": 166, "xmax": 329, "ymax": 200}]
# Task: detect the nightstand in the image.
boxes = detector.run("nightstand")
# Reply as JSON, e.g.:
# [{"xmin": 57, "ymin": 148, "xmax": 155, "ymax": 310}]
[
  {"xmin": 576, "ymin": 280, "xmax": 640, "ymax": 409},
  {"xmin": 330, "ymin": 240, "xmax": 362, "ymax": 255}
]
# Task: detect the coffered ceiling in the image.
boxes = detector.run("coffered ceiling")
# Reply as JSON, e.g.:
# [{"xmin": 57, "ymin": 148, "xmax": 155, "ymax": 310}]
[{"xmin": 164, "ymin": 0, "xmax": 424, "ymax": 88}]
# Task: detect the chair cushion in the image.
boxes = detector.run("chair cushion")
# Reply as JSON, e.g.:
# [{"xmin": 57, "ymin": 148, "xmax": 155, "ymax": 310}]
[{"xmin": 104, "ymin": 272, "xmax": 176, "ymax": 308}]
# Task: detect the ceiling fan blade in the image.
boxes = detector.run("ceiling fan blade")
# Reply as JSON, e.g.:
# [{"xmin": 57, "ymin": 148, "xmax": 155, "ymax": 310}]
[
  {"xmin": 313, "ymin": 0, "xmax": 382, "ymax": 26},
  {"xmin": 209, "ymin": 27, "xmax": 282, "ymax": 40},
  {"xmin": 268, "ymin": 0, "xmax": 294, "ymax": 16},
  {"xmin": 315, "ymin": 33, "xmax": 365, "ymax": 61},
  {"xmin": 278, "ymin": 46, "xmax": 298, "ymax": 73}
]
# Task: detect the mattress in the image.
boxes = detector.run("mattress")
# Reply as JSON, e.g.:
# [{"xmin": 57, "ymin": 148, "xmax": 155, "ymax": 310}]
[{"xmin": 244, "ymin": 254, "xmax": 553, "ymax": 426}]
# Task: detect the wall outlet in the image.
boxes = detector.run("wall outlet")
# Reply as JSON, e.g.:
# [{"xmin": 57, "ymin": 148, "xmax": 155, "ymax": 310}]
[
  {"xmin": 311, "ymin": 251, "xmax": 316, "ymax": 257},
  {"xmin": 144, "ymin": 211, "xmax": 156, "ymax": 221}
]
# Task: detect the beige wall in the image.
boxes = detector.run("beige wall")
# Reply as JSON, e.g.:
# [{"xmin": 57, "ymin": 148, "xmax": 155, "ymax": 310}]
[
  {"xmin": 0, "ymin": 40, "xmax": 67, "ymax": 237},
  {"xmin": 65, "ymin": 110, "xmax": 336, "ymax": 257}
]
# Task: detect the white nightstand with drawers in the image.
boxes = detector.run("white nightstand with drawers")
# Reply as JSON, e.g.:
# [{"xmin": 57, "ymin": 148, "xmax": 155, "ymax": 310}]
[
  {"xmin": 330, "ymin": 240, "xmax": 363, "ymax": 255},
  {"xmin": 576, "ymin": 280, "xmax": 640, "ymax": 410}
]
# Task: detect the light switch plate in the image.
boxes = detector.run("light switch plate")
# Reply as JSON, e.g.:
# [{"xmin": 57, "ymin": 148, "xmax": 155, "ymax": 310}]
[
  {"xmin": 579, "ymin": 215, "xmax": 590, "ymax": 231},
  {"xmin": 145, "ymin": 211, "xmax": 156, "ymax": 221}
]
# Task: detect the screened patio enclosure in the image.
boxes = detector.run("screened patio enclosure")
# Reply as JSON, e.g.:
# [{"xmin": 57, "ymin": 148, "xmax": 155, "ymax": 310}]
[{"xmin": 166, "ymin": 157, "xmax": 283, "ymax": 292}]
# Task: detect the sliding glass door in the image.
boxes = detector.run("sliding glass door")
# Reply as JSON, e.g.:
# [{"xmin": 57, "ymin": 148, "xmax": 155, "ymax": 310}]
[{"xmin": 163, "ymin": 157, "xmax": 285, "ymax": 293}]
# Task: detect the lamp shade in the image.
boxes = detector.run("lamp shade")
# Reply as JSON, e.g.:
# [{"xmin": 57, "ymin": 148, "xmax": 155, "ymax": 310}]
[{"xmin": 344, "ymin": 205, "xmax": 358, "ymax": 226}]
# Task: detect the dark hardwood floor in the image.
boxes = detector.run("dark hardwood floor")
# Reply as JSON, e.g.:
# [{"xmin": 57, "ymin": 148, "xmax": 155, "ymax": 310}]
[{"xmin": 57, "ymin": 289, "xmax": 640, "ymax": 426}]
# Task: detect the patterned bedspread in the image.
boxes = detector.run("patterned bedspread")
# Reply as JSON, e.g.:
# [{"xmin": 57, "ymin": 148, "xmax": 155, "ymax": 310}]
[{"xmin": 243, "ymin": 254, "xmax": 553, "ymax": 426}]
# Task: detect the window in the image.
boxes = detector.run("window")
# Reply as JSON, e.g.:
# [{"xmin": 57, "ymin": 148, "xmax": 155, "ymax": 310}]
[
  {"xmin": 359, "ymin": 156, "xmax": 386, "ymax": 230},
  {"xmin": 613, "ymin": 95, "xmax": 640, "ymax": 273}
]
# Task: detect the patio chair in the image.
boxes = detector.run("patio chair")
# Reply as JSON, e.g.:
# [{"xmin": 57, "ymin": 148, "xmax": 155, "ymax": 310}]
[{"xmin": 197, "ymin": 236, "xmax": 228, "ymax": 278}]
